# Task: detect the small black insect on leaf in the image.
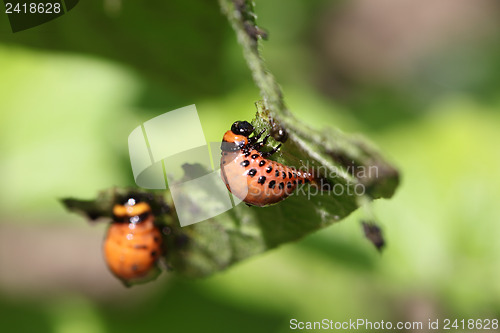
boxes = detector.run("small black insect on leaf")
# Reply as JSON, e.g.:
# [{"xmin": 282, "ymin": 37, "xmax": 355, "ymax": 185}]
[
  {"xmin": 243, "ymin": 22, "xmax": 268, "ymax": 41},
  {"xmin": 233, "ymin": 0, "xmax": 268, "ymax": 42},
  {"xmin": 270, "ymin": 119, "xmax": 288, "ymax": 143},
  {"xmin": 362, "ymin": 221, "xmax": 385, "ymax": 252}
]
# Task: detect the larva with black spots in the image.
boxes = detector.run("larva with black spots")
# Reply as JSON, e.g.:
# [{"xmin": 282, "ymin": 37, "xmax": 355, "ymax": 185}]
[
  {"xmin": 104, "ymin": 195, "xmax": 163, "ymax": 285},
  {"xmin": 220, "ymin": 121, "xmax": 316, "ymax": 207}
]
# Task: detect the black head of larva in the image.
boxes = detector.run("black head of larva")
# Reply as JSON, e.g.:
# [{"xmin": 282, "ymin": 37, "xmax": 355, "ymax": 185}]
[
  {"xmin": 116, "ymin": 193, "xmax": 146, "ymax": 206},
  {"xmin": 231, "ymin": 121, "xmax": 254, "ymax": 137},
  {"xmin": 113, "ymin": 193, "xmax": 151, "ymax": 223}
]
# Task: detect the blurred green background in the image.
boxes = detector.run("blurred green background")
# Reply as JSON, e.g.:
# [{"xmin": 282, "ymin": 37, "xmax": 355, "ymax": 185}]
[{"xmin": 1, "ymin": 0, "xmax": 500, "ymax": 332}]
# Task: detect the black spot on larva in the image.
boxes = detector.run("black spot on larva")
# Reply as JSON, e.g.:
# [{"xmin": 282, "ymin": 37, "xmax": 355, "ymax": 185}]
[
  {"xmin": 288, "ymin": 172, "xmax": 292, "ymax": 179},
  {"xmin": 259, "ymin": 160, "xmax": 266, "ymax": 167},
  {"xmin": 266, "ymin": 166, "xmax": 272, "ymax": 173},
  {"xmin": 293, "ymin": 180, "xmax": 297, "ymax": 185},
  {"xmin": 134, "ymin": 244, "xmax": 148, "ymax": 249},
  {"xmin": 244, "ymin": 151, "xmax": 251, "ymax": 157},
  {"xmin": 298, "ymin": 180, "xmax": 302, "ymax": 185},
  {"xmin": 287, "ymin": 182, "xmax": 292, "ymax": 189},
  {"xmin": 222, "ymin": 160, "xmax": 226, "ymax": 163},
  {"xmin": 304, "ymin": 178, "xmax": 310, "ymax": 183},
  {"xmin": 131, "ymin": 264, "xmax": 139, "ymax": 272},
  {"xmin": 251, "ymin": 154, "xmax": 259, "ymax": 159},
  {"xmin": 293, "ymin": 172, "xmax": 297, "ymax": 178},
  {"xmin": 279, "ymin": 182, "xmax": 284, "ymax": 189},
  {"xmin": 151, "ymin": 251, "xmax": 157, "ymax": 257},
  {"xmin": 258, "ymin": 176, "xmax": 266, "ymax": 184},
  {"xmin": 240, "ymin": 160, "xmax": 250, "ymax": 167},
  {"xmin": 248, "ymin": 169, "xmax": 257, "ymax": 177},
  {"xmin": 282, "ymin": 171, "xmax": 286, "ymax": 179},
  {"xmin": 269, "ymin": 180, "xmax": 276, "ymax": 189},
  {"xmin": 275, "ymin": 170, "xmax": 280, "ymax": 177},
  {"xmin": 154, "ymin": 236, "xmax": 160, "ymax": 243}
]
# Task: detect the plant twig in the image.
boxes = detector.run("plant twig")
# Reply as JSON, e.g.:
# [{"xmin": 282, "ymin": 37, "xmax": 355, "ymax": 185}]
[
  {"xmin": 219, "ymin": 0, "xmax": 289, "ymax": 118},
  {"xmin": 219, "ymin": 0, "xmax": 399, "ymax": 200}
]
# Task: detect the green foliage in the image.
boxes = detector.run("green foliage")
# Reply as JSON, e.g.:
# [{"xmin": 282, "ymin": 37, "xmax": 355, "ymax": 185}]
[
  {"xmin": 62, "ymin": 0, "xmax": 399, "ymax": 281},
  {"xmin": 63, "ymin": 104, "xmax": 398, "ymax": 279},
  {"xmin": 1, "ymin": 1, "xmax": 232, "ymax": 102},
  {"xmin": 2, "ymin": 0, "xmax": 500, "ymax": 329}
]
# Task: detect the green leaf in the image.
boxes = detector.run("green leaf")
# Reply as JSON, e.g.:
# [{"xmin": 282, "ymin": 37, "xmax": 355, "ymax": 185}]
[
  {"xmin": 2, "ymin": 1, "xmax": 230, "ymax": 101},
  {"xmin": 62, "ymin": 0, "xmax": 399, "ymax": 282},
  {"xmin": 62, "ymin": 98, "xmax": 398, "ymax": 279}
]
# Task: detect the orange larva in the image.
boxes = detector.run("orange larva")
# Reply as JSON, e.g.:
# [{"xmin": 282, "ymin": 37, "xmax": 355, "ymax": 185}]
[
  {"xmin": 103, "ymin": 196, "xmax": 162, "ymax": 285},
  {"xmin": 220, "ymin": 121, "xmax": 316, "ymax": 207}
]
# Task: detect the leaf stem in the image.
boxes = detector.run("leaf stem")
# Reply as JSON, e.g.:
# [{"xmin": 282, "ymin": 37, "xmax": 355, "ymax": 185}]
[{"xmin": 219, "ymin": 0, "xmax": 289, "ymax": 118}]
